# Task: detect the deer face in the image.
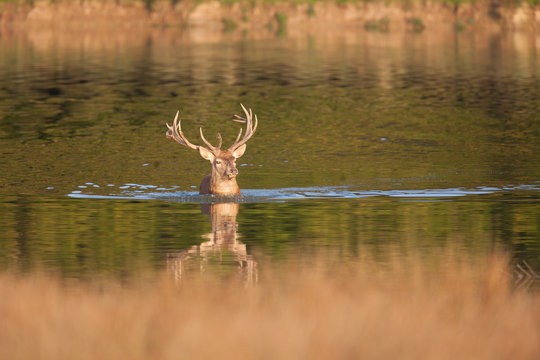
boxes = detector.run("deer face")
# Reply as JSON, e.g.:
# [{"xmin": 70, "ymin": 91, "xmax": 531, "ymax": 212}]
[
  {"xmin": 214, "ymin": 152, "xmax": 239, "ymax": 180},
  {"xmin": 199, "ymin": 146, "xmax": 246, "ymax": 181}
]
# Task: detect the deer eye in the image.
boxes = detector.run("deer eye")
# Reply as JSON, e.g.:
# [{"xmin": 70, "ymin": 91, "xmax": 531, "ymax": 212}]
[{"xmin": 215, "ymin": 160, "xmax": 222, "ymax": 165}]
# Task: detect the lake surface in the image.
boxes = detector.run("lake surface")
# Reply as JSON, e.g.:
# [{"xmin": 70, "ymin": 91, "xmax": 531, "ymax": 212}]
[{"xmin": 0, "ymin": 29, "xmax": 539, "ymax": 281}]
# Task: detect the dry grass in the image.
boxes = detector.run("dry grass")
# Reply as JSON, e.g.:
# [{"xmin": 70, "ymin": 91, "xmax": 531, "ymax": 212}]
[{"xmin": 1, "ymin": 251, "xmax": 539, "ymax": 360}]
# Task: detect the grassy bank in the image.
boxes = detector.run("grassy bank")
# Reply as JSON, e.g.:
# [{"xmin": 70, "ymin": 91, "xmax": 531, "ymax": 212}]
[
  {"xmin": 1, "ymin": 0, "xmax": 538, "ymax": 35},
  {"xmin": 1, "ymin": 250, "xmax": 539, "ymax": 359}
]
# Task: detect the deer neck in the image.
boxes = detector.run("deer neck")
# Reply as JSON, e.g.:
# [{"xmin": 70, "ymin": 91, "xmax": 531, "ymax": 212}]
[{"xmin": 209, "ymin": 173, "xmax": 240, "ymax": 196}]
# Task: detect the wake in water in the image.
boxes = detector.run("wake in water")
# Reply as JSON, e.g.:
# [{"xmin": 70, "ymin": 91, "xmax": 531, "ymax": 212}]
[{"xmin": 67, "ymin": 182, "xmax": 540, "ymax": 202}]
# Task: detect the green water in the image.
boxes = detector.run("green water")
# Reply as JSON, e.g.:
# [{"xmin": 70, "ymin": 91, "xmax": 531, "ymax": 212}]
[{"xmin": 0, "ymin": 30, "xmax": 539, "ymax": 279}]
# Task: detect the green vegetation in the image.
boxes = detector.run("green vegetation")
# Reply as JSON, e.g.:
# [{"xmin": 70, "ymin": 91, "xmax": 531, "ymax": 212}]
[
  {"xmin": 241, "ymin": 6, "xmax": 249, "ymax": 22},
  {"xmin": 365, "ymin": 16, "xmax": 389, "ymax": 32},
  {"xmin": 222, "ymin": 17, "xmax": 238, "ymax": 32},
  {"xmin": 275, "ymin": 12, "xmax": 287, "ymax": 36},
  {"xmin": 307, "ymin": 2, "xmax": 316, "ymax": 17},
  {"xmin": 408, "ymin": 17, "xmax": 424, "ymax": 32},
  {"xmin": 454, "ymin": 19, "xmax": 465, "ymax": 32},
  {"xmin": 142, "ymin": 0, "xmax": 154, "ymax": 12}
]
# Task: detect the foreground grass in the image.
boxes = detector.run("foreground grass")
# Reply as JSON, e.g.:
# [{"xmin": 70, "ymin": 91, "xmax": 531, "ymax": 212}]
[
  {"xmin": 0, "ymin": 0, "xmax": 539, "ymax": 6},
  {"xmin": 1, "ymin": 251, "xmax": 539, "ymax": 359}
]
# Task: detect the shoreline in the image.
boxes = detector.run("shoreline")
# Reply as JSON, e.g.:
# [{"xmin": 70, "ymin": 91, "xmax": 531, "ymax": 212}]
[{"xmin": 1, "ymin": 0, "xmax": 539, "ymax": 36}]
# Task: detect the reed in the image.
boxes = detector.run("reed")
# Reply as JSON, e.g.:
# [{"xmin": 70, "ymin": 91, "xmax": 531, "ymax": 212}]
[{"xmin": 0, "ymin": 251, "xmax": 539, "ymax": 360}]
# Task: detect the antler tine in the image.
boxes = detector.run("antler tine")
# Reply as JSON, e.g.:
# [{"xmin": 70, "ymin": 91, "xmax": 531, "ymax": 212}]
[
  {"xmin": 199, "ymin": 128, "xmax": 222, "ymax": 153},
  {"xmin": 228, "ymin": 104, "xmax": 258, "ymax": 152},
  {"xmin": 233, "ymin": 115, "xmax": 246, "ymax": 123},
  {"xmin": 233, "ymin": 127, "xmax": 243, "ymax": 144},
  {"xmin": 166, "ymin": 111, "xmax": 199, "ymax": 151},
  {"xmin": 253, "ymin": 114, "xmax": 259, "ymax": 133},
  {"xmin": 244, "ymin": 105, "xmax": 258, "ymax": 137},
  {"xmin": 216, "ymin": 133, "xmax": 223, "ymax": 149}
]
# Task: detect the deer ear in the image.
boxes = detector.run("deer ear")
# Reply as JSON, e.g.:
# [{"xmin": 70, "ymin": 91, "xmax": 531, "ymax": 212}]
[
  {"xmin": 199, "ymin": 147, "xmax": 215, "ymax": 162},
  {"xmin": 232, "ymin": 144, "xmax": 246, "ymax": 159}
]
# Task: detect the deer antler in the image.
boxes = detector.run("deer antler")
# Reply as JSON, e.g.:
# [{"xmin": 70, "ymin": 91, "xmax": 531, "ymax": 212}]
[
  {"xmin": 166, "ymin": 111, "xmax": 222, "ymax": 154},
  {"xmin": 166, "ymin": 105, "xmax": 259, "ymax": 196},
  {"xmin": 166, "ymin": 111, "xmax": 199, "ymax": 150},
  {"xmin": 228, "ymin": 104, "xmax": 258, "ymax": 152},
  {"xmin": 167, "ymin": 105, "xmax": 257, "ymax": 155},
  {"xmin": 199, "ymin": 129, "xmax": 222, "ymax": 153}
]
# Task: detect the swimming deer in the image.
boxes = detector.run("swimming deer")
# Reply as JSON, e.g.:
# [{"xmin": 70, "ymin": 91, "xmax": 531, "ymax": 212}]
[{"xmin": 166, "ymin": 104, "xmax": 258, "ymax": 196}]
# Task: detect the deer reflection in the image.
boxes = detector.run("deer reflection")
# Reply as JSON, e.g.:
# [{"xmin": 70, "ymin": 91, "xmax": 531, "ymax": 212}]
[{"xmin": 166, "ymin": 203, "xmax": 257, "ymax": 284}]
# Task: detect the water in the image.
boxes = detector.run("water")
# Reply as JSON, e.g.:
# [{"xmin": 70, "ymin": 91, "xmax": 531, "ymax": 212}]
[
  {"xmin": 1, "ymin": 29, "xmax": 539, "ymax": 280},
  {"xmin": 67, "ymin": 182, "xmax": 540, "ymax": 200}
]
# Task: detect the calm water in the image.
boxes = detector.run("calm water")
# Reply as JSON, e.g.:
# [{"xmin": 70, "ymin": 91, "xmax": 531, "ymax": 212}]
[{"xmin": 0, "ymin": 29, "xmax": 539, "ymax": 280}]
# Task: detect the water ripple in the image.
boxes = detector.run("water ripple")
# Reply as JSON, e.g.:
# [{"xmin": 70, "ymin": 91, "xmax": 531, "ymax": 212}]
[{"xmin": 67, "ymin": 183, "xmax": 540, "ymax": 202}]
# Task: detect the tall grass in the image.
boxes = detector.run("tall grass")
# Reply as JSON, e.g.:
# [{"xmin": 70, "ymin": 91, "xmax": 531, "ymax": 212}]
[{"xmin": 0, "ymin": 251, "xmax": 539, "ymax": 360}]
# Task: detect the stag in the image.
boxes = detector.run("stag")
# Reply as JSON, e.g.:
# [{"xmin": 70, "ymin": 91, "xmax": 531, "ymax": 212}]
[{"xmin": 166, "ymin": 105, "xmax": 258, "ymax": 196}]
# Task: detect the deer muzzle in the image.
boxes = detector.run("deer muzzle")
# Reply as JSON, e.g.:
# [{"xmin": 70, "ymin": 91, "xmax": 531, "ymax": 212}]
[{"xmin": 226, "ymin": 167, "xmax": 239, "ymax": 179}]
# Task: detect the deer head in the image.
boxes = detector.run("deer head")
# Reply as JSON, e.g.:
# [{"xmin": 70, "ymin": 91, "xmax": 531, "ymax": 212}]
[{"xmin": 166, "ymin": 104, "xmax": 258, "ymax": 196}]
